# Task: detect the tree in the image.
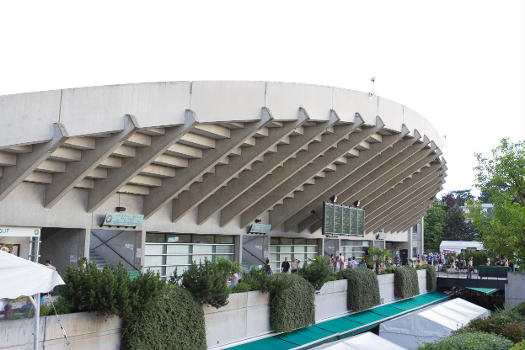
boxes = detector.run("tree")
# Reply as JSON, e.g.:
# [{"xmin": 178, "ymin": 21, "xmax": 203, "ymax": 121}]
[
  {"xmin": 468, "ymin": 138, "xmax": 525, "ymax": 269},
  {"xmin": 441, "ymin": 192, "xmax": 457, "ymax": 209},
  {"xmin": 453, "ymin": 189, "xmax": 475, "ymax": 207},
  {"xmin": 424, "ymin": 201, "xmax": 446, "ymax": 252},
  {"xmin": 443, "ymin": 206, "xmax": 478, "ymax": 241}
]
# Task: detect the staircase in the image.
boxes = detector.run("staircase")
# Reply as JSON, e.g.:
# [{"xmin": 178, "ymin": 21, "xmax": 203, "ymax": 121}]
[{"xmin": 89, "ymin": 249, "xmax": 107, "ymax": 270}]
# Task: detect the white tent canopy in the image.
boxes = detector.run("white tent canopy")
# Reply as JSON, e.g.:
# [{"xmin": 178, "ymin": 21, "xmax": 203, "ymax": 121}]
[
  {"xmin": 0, "ymin": 251, "xmax": 65, "ymax": 350},
  {"xmin": 0, "ymin": 251, "xmax": 64, "ymax": 299},
  {"xmin": 379, "ymin": 298, "xmax": 489, "ymax": 350},
  {"xmin": 312, "ymin": 332, "xmax": 407, "ymax": 350},
  {"xmin": 439, "ymin": 240, "xmax": 484, "ymax": 254}
]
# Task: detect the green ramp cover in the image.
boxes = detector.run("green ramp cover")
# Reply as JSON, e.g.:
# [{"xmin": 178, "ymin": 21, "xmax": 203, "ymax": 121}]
[
  {"xmin": 345, "ymin": 310, "xmax": 384, "ymax": 324},
  {"xmin": 466, "ymin": 287, "xmax": 499, "ymax": 295},
  {"xmin": 279, "ymin": 325, "xmax": 335, "ymax": 346},
  {"xmin": 371, "ymin": 304, "xmax": 404, "ymax": 317},
  {"xmin": 315, "ymin": 317, "xmax": 363, "ymax": 333},
  {"xmin": 228, "ymin": 336, "xmax": 295, "ymax": 350}
]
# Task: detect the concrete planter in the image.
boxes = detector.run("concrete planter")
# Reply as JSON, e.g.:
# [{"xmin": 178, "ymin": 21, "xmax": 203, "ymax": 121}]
[{"xmin": 0, "ymin": 312, "xmax": 121, "ymax": 350}]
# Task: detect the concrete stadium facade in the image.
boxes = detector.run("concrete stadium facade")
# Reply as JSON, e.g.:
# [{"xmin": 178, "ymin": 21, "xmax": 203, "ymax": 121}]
[{"xmin": 0, "ymin": 81, "xmax": 446, "ymax": 275}]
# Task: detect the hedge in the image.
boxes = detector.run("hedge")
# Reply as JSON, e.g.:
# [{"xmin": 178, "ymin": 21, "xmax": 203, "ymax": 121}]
[
  {"xmin": 122, "ymin": 285, "xmax": 206, "ymax": 350},
  {"xmin": 343, "ymin": 268, "xmax": 380, "ymax": 311},
  {"xmin": 394, "ymin": 266, "xmax": 419, "ymax": 299},
  {"xmin": 417, "ymin": 332, "xmax": 514, "ymax": 350},
  {"xmin": 424, "ymin": 264, "xmax": 437, "ymax": 291},
  {"xmin": 263, "ymin": 273, "xmax": 315, "ymax": 333},
  {"xmin": 510, "ymin": 339, "xmax": 525, "ymax": 350}
]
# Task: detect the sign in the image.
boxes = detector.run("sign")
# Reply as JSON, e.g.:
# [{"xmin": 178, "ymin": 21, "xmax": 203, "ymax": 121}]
[
  {"xmin": 248, "ymin": 223, "xmax": 271, "ymax": 234},
  {"xmin": 103, "ymin": 212, "xmax": 144, "ymax": 227},
  {"xmin": 377, "ymin": 232, "xmax": 387, "ymax": 240},
  {"xmin": 0, "ymin": 226, "xmax": 40, "ymax": 237},
  {"xmin": 323, "ymin": 202, "xmax": 365, "ymax": 237}
]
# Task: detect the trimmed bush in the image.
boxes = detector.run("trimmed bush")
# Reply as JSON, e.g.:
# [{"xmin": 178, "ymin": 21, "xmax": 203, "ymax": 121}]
[
  {"xmin": 510, "ymin": 339, "xmax": 525, "ymax": 350},
  {"xmin": 263, "ymin": 273, "xmax": 315, "ymax": 333},
  {"xmin": 424, "ymin": 264, "xmax": 437, "ymax": 291},
  {"xmin": 394, "ymin": 266, "xmax": 419, "ymax": 299},
  {"xmin": 179, "ymin": 260, "xmax": 231, "ymax": 308},
  {"xmin": 122, "ymin": 285, "xmax": 206, "ymax": 350},
  {"xmin": 343, "ymin": 268, "xmax": 380, "ymax": 311},
  {"xmin": 299, "ymin": 256, "xmax": 331, "ymax": 291},
  {"xmin": 417, "ymin": 332, "xmax": 513, "ymax": 350}
]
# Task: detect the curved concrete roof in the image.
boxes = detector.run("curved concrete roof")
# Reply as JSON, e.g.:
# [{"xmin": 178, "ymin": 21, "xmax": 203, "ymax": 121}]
[{"xmin": 0, "ymin": 81, "xmax": 446, "ymax": 233}]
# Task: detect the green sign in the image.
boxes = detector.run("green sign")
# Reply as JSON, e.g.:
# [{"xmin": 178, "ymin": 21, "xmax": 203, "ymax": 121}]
[
  {"xmin": 248, "ymin": 223, "xmax": 272, "ymax": 234},
  {"xmin": 103, "ymin": 212, "xmax": 144, "ymax": 227},
  {"xmin": 323, "ymin": 202, "xmax": 365, "ymax": 236}
]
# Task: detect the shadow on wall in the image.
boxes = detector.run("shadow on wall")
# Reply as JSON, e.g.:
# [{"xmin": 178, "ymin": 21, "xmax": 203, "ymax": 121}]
[{"xmin": 40, "ymin": 227, "xmax": 87, "ymax": 274}]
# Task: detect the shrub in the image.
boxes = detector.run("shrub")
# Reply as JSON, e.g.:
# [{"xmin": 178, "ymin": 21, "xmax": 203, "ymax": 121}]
[
  {"xmin": 500, "ymin": 323, "xmax": 525, "ymax": 343},
  {"xmin": 231, "ymin": 281, "xmax": 251, "ymax": 293},
  {"xmin": 299, "ymin": 255, "xmax": 331, "ymax": 291},
  {"xmin": 417, "ymin": 332, "xmax": 513, "ymax": 350},
  {"xmin": 510, "ymin": 339, "xmax": 525, "ymax": 350},
  {"xmin": 178, "ymin": 260, "xmax": 231, "ymax": 308},
  {"xmin": 40, "ymin": 297, "xmax": 74, "ymax": 316},
  {"xmin": 424, "ymin": 264, "xmax": 437, "ymax": 291},
  {"xmin": 122, "ymin": 285, "xmax": 206, "ymax": 350},
  {"xmin": 343, "ymin": 268, "xmax": 380, "ymax": 311},
  {"xmin": 239, "ymin": 268, "xmax": 270, "ymax": 291},
  {"xmin": 263, "ymin": 273, "xmax": 315, "ymax": 333},
  {"xmin": 394, "ymin": 266, "xmax": 420, "ymax": 299}
]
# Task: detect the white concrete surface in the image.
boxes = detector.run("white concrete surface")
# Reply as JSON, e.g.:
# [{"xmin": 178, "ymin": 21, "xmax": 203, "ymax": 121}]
[
  {"xmin": 505, "ymin": 272, "xmax": 525, "ymax": 309},
  {"xmin": 0, "ymin": 312, "xmax": 121, "ymax": 350}
]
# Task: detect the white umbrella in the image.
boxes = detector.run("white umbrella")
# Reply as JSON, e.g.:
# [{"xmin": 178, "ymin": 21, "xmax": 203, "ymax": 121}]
[{"xmin": 0, "ymin": 251, "xmax": 65, "ymax": 350}]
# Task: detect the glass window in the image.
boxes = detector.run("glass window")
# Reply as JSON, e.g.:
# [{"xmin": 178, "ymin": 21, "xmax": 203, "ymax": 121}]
[
  {"xmin": 270, "ymin": 237, "xmax": 280, "ymax": 245},
  {"xmin": 412, "ymin": 225, "xmax": 418, "ymax": 233},
  {"xmin": 193, "ymin": 255, "xmax": 212, "ymax": 264},
  {"xmin": 146, "ymin": 233, "xmax": 165, "ymax": 243},
  {"xmin": 215, "ymin": 235, "xmax": 234, "ymax": 244},
  {"xmin": 144, "ymin": 255, "xmax": 164, "ymax": 266},
  {"xmin": 167, "ymin": 234, "xmax": 191, "ymax": 243},
  {"xmin": 216, "ymin": 245, "xmax": 234, "ymax": 254},
  {"xmin": 166, "ymin": 245, "xmax": 190, "ymax": 254},
  {"xmin": 280, "ymin": 238, "xmax": 293, "ymax": 245},
  {"xmin": 192, "ymin": 235, "xmax": 214, "ymax": 243},
  {"xmin": 294, "ymin": 238, "xmax": 306, "ymax": 245},
  {"xmin": 193, "ymin": 245, "xmax": 213, "ymax": 255},
  {"xmin": 145, "ymin": 244, "xmax": 164, "ymax": 255},
  {"xmin": 166, "ymin": 255, "xmax": 190, "ymax": 265},
  {"xmin": 307, "ymin": 239, "xmax": 318, "ymax": 245},
  {"xmin": 215, "ymin": 254, "xmax": 233, "ymax": 261}
]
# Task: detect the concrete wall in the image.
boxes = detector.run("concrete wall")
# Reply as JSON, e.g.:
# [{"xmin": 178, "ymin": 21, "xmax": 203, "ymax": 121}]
[
  {"xmin": 0, "ymin": 312, "xmax": 121, "ymax": 350},
  {"xmin": 40, "ymin": 228, "xmax": 87, "ymax": 274},
  {"xmin": 206, "ymin": 271, "xmax": 428, "ymax": 348},
  {"xmin": 505, "ymin": 272, "xmax": 525, "ymax": 309}
]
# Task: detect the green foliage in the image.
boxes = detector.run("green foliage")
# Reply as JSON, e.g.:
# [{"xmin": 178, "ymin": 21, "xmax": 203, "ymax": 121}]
[
  {"xmin": 424, "ymin": 201, "xmax": 446, "ymax": 252},
  {"xmin": 365, "ymin": 247, "xmax": 392, "ymax": 274},
  {"xmin": 443, "ymin": 205, "xmax": 479, "ymax": 241},
  {"xmin": 299, "ymin": 255, "xmax": 331, "ymax": 291},
  {"xmin": 393, "ymin": 266, "xmax": 419, "ymax": 299},
  {"xmin": 231, "ymin": 281, "xmax": 252, "ymax": 293},
  {"xmin": 510, "ymin": 339, "xmax": 525, "ymax": 350},
  {"xmin": 177, "ymin": 260, "xmax": 231, "ymax": 308},
  {"xmin": 40, "ymin": 297, "xmax": 74, "ymax": 316},
  {"xmin": 122, "ymin": 285, "xmax": 206, "ymax": 350},
  {"xmin": 458, "ymin": 248, "xmax": 491, "ymax": 268},
  {"xmin": 240, "ymin": 268, "xmax": 270, "ymax": 291},
  {"xmin": 424, "ymin": 264, "xmax": 437, "ymax": 291},
  {"xmin": 264, "ymin": 273, "xmax": 315, "ymax": 333},
  {"xmin": 469, "ymin": 138, "xmax": 525, "ymax": 269},
  {"xmin": 342, "ymin": 268, "xmax": 380, "ymax": 311},
  {"xmin": 417, "ymin": 332, "xmax": 513, "ymax": 350}
]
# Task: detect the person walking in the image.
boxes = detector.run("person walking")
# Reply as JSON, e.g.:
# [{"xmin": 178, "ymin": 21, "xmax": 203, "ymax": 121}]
[
  {"xmin": 467, "ymin": 257, "xmax": 473, "ymax": 279},
  {"xmin": 290, "ymin": 257, "xmax": 300, "ymax": 273}
]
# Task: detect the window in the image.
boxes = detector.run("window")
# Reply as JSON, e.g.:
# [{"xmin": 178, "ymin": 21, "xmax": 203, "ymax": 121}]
[
  {"xmin": 340, "ymin": 240, "xmax": 370, "ymax": 260},
  {"xmin": 269, "ymin": 238, "xmax": 318, "ymax": 272},
  {"xmin": 412, "ymin": 247, "xmax": 417, "ymax": 257},
  {"xmin": 144, "ymin": 233, "xmax": 235, "ymax": 280},
  {"xmin": 412, "ymin": 225, "xmax": 418, "ymax": 233}
]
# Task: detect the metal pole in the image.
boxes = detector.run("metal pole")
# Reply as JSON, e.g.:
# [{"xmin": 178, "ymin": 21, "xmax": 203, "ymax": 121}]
[{"xmin": 28, "ymin": 294, "xmax": 40, "ymax": 350}]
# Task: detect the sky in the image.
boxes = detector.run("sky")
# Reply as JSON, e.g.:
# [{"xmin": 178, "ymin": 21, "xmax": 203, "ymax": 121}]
[{"xmin": 0, "ymin": 0, "xmax": 523, "ymax": 197}]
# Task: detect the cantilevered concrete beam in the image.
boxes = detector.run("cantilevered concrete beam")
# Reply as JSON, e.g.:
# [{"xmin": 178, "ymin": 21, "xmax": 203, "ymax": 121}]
[
  {"xmin": 0, "ymin": 123, "xmax": 68, "ymax": 201},
  {"xmin": 240, "ymin": 119, "xmax": 387, "ymax": 228},
  {"xmin": 286, "ymin": 128, "xmax": 421, "ymax": 231},
  {"xmin": 45, "ymin": 115, "xmax": 139, "ymax": 208},
  {"xmin": 357, "ymin": 146, "xmax": 440, "ymax": 206},
  {"xmin": 367, "ymin": 179, "xmax": 444, "ymax": 232},
  {"xmin": 389, "ymin": 202, "xmax": 436, "ymax": 232},
  {"xmin": 271, "ymin": 125, "xmax": 410, "ymax": 229},
  {"xmin": 197, "ymin": 109, "xmax": 341, "ymax": 224},
  {"xmin": 87, "ymin": 111, "xmax": 197, "ymax": 212},
  {"xmin": 383, "ymin": 195, "xmax": 438, "ymax": 232},
  {"xmin": 365, "ymin": 173, "xmax": 445, "ymax": 229},
  {"xmin": 388, "ymin": 203, "xmax": 434, "ymax": 233},
  {"xmin": 219, "ymin": 112, "xmax": 367, "ymax": 227},
  {"xmin": 364, "ymin": 163, "xmax": 444, "ymax": 218},
  {"xmin": 143, "ymin": 108, "xmax": 273, "ymax": 219},
  {"xmin": 171, "ymin": 113, "xmax": 309, "ymax": 223}
]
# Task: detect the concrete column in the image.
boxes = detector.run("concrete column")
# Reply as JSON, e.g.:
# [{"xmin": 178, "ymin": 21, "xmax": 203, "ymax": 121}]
[
  {"xmin": 235, "ymin": 234, "xmax": 243, "ymax": 265},
  {"xmin": 83, "ymin": 227, "xmax": 91, "ymax": 260}
]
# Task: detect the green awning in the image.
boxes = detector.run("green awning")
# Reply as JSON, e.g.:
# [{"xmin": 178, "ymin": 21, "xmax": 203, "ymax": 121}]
[
  {"xmin": 466, "ymin": 287, "xmax": 499, "ymax": 295},
  {"xmin": 227, "ymin": 292, "xmax": 449, "ymax": 350}
]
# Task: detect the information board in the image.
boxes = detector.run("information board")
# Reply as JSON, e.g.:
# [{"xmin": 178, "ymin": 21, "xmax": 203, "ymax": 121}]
[{"xmin": 323, "ymin": 202, "xmax": 365, "ymax": 236}]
